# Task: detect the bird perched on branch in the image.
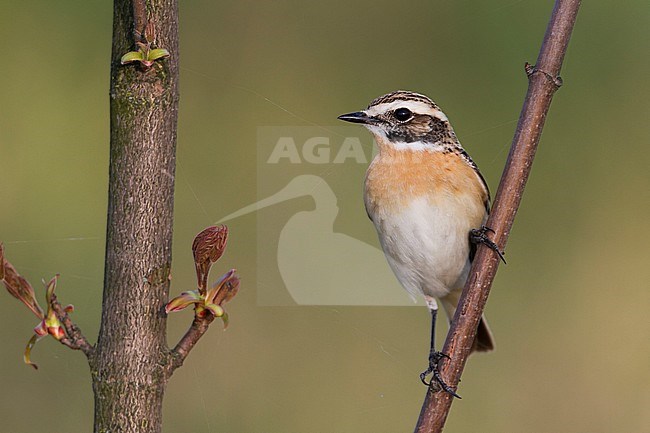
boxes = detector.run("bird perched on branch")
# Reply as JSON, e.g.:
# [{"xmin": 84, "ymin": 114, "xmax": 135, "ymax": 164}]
[{"xmin": 338, "ymin": 90, "xmax": 504, "ymax": 397}]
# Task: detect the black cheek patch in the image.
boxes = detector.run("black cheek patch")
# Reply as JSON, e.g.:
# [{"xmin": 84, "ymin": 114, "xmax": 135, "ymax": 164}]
[
  {"xmin": 386, "ymin": 127, "xmax": 418, "ymax": 143},
  {"xmin": 386, "ymin": 115, "xmax": 450, "ymax": 144},
  {"xmin": 423, "ymin": 116, "xmax": 449, "ymax": 143}
]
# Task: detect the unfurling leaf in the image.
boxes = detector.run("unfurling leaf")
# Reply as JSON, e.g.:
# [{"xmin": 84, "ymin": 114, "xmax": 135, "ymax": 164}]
[
  {"xmin": 45, "ymin": 275, "xmax": 58, "ymax": 303},
  {"xmin": 202, "ymin": 303, "xmax": 224, "ymax": 318},
  {"xmin": 220, "ymin": 312, "xmax": 230, "ymax": 329},
  {"xmin": 206, "ymin": 269, "xmax": 240, "ymax": 328},
  {"xmin": 120, "ymin": 51, "xmax": 145, "ymax": 65},
  {"xmin": 206, "ymin": 269, "xmax": 240, "ymax": 307},
  {"xmin": 148, "ymin": 48, "xmax": 170, "ymax": 61},
  {"xmin": 1, "ymin": 246, "xmax": 44, "ymax": 318},
  {"xmin": 24, "ymin": 334, "xmax": 42, "ymax": 370},
  {"xmin": 165, "ymin": 290, "xmax": 202, "ymax": 314},
  {"xmin": 192, "ymin": 225, "xmax": 229, "ymax": 293},
  {"xmin": 33, "ymin": 320, "xmax": 48, "ymax": 337}
]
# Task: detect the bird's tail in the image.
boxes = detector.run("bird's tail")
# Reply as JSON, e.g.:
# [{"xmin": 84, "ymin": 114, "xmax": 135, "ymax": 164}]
[{"xmin": 440, "ymin": 291, "xmax": 495, "ymax": 353}]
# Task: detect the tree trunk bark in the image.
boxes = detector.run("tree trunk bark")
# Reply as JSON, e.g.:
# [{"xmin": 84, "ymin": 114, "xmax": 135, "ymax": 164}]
[{"xmin": 91, "ymin": 1, "xmax": 179, "ymax": 432}]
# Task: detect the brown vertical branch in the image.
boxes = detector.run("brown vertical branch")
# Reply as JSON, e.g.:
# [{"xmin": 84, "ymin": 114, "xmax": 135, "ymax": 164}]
[
  {"xmin": 91, "ymin": 1, "xmax": 179, "ymax": 432},
  {"xmin": 415, "ymin": 0, "xmax": 581, "ymax": 431}
]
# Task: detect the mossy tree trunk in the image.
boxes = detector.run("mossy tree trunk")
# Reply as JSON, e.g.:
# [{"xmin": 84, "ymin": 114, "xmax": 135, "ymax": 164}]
[{"xmin": 91, "ymin": 1, "xmax": 179, "ymax": 432}]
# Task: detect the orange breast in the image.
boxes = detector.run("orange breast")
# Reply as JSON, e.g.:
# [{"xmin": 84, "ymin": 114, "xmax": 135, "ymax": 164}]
[{"xmin": 364, "ymin": 146, "xmax": 488, "ymax": 219}]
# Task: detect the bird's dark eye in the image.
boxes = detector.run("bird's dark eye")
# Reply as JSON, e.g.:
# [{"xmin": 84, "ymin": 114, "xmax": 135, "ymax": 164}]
[{"xmin": 394, "ymin": 108, "xmax": 412, "ymax": 121}]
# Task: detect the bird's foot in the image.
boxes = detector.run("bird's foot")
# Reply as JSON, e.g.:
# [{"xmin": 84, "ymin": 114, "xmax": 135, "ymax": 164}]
[
  {"xmin": 470, "ymin": 226, "xmax": 506, "ymax": 264},
  {"xmin": 420, "ymin": 351, "xmax": 461, "ymax": 399}
]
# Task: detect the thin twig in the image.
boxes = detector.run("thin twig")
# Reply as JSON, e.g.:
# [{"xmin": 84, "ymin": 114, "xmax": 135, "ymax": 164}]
[
  {"xmin": 414, "ymin": 1, "xmax": 581, "ymax": 431},
  {"xmin": 50, "ymin": 293, "xmax": 94, "ymax": 357},
  {"xmin": 169, "ymin": 314, "xmax": 216, "ymax": 371}
]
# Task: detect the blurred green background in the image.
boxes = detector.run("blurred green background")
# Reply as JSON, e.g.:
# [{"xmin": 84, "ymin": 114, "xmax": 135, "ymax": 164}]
[{"xmin": 1, "ymin": 1, "xmax": 649, "ymax": 432}]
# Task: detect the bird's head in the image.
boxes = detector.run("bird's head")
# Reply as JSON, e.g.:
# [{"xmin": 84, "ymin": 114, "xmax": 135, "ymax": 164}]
[{"xmin": 338, "ymin": 90, "xmax": 457, "ymax": 151}]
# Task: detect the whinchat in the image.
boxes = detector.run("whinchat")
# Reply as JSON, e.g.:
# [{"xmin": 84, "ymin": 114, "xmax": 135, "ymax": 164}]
[{"xmin": 338, "ymin": 90, "xmax": 503, "ymax": 396}]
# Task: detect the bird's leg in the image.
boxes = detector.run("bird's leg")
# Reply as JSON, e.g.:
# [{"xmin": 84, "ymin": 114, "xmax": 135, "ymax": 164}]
[
  {"xmin": 470, "ymin": 225, "xmax": 506, "ymax": 264},
  {"xmin": 420, "ymin": 298, "xmax": 461, "ymax": 399}
]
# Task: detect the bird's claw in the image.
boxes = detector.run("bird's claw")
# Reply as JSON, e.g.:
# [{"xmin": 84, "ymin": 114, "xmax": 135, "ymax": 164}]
[
  {"xmin": 420, "ymin": 351, "xmax": 461, "ymax": 399},
  {"xmin": 470, "ymin": 225, "xmax": 506, "ymax": 264}
]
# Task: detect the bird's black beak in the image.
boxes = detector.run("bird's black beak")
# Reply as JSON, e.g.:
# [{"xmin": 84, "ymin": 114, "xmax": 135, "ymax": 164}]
[{"xmin": 337, "ymin": 111, "xmax": 377, "ymax": 125}]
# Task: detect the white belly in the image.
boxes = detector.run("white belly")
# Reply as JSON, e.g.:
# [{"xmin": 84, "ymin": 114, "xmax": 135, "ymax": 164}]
[{"xmin": 367, "ymin": 195, "xmax": 483, "ymax": 299}]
